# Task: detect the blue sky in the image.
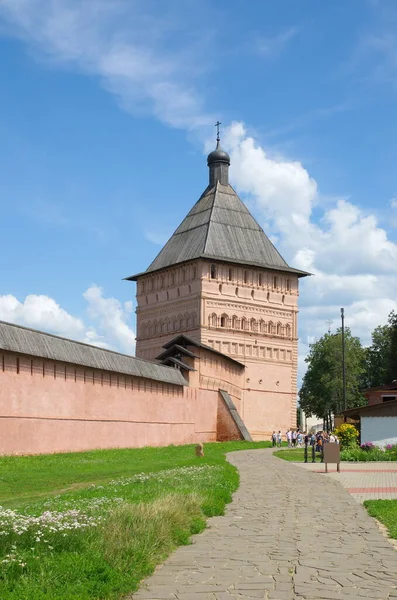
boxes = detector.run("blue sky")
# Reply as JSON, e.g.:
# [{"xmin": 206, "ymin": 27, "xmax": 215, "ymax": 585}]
[{"xmin": 1, "ymin": 0, "xmax": 397, "ymax": 376}]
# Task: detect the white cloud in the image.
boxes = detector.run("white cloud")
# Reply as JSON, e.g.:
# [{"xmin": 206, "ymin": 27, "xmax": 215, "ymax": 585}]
[
  {"xmin": 0, "ymin": 293, "xmax": 85, "ymax": 338},
  {"xmin": 0, "ymin": 286, "xmax": 136, "ymax": 355},
  {"xmin": 255, "ymin": 27, "xmax": 299, "ymax": 58},
  {"xmin": 222, "ymin": 122, "xmax": 397, "ymax": 382},
  {"xmin": 83, "ymin": 285, "xmax": 135, "ymax": 353},
  {"xmin": 0, "ymin": 0, "xmax": 212, "ymax": 130}
]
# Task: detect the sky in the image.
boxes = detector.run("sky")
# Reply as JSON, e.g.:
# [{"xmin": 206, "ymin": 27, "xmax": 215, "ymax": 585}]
[{"xmin": 1, "ymin": 0, "xmax": 397, "ymax": 382}]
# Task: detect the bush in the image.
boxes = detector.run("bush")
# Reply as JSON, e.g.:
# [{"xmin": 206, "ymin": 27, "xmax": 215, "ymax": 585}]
[
  {"xmin": 385, "ymin": 444, "xmax": 397, "ymax": 460},
  {"xmin": 341, "ymin": 445, "xmax": 394, "ymax": 462},
  {"xmin": 360, "ymin": 442, "xmax": 375, "ymax": 451},
  {"xmin": 333, "ymin": 423, "xmax": 359, "ymax": 449}
]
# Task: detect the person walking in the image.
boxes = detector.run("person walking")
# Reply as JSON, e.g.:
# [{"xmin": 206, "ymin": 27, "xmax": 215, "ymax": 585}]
[
  {"xmin": 271, "ymin": 431, "xmax": 277, "ymax": 447},
  {"xmin": 292, "ymin": 430, "xmax": 297, "ymax": 447},
  {"xmin": 286, "ymin": 429, "xmax": 292, "ymax": 448},
  {"xmin": 297, "ymin": 431, "xmax": 303, "ymax": 447},
  {"xmin": 277, "ymin": 431, "xmax": 282, "ymax": 447}
]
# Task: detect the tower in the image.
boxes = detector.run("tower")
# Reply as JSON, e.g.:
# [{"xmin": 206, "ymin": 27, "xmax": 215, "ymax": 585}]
[{"xmin": 126, "ymin": 135, "xmax": 309, "ymax": 438}]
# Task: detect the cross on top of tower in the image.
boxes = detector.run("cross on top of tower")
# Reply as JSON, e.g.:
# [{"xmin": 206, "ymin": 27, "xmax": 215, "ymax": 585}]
[{"xmin": 215, "ymin": 121, "xmax": 221, "ymax": 142}]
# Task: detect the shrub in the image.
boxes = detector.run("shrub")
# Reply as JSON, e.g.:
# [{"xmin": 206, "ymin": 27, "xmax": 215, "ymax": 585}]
[
  {"xmin": 333, "ymin": 423, "xmax": 359, "ymax": 449},
  {"xmin": 341, "ymin": 446, "xmax": 393, "ymax": 462},
  {"xmin": 360, "ymin": 442, "xmax": 375, "ymax": 451},
  {"xmin": 385, "ymin": 444, "xmax": 397, "ymax": 460}
]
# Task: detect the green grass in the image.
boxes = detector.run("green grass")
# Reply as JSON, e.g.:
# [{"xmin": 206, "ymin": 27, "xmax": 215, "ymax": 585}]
[
  {"xmin": 364, "ymin": 500, "xmax": 397, "ymax": 539},
  {"xmin": 0, "ymin": 441, "xmax": 270, "ymax": 599},
  {"xmin": 274, "ymin": 446, "xmax": 397, "ymax": 463},
  {"xmin": 273, "ymin": 448, "xmax": 307, "ymax": 461}
]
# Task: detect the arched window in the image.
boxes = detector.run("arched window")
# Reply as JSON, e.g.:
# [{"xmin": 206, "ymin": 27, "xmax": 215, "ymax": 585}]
[
  {"xmin": 250, "ymin": 318, "xmax": 257, "ymax": 332},
  {"xmin": 251, "ymin": 290, "xmax": 254, "ymax": 299},
  {"xmin": 259, "ymin": 273, "xmax": 263, "ymax": 286},
  {"xmin": 232, "ymin": 315, "xmax": 238, "ymax": 329},
  {"xmin": 241, "ymin": 317, "xmax": 248, "ymax": 331},
  {"xmin": 235, "ymin": 287, "xmax": 239, "ymax": 296},
  {"xmin": 210, "ymin": 264, "xmax": 217, "ymax": 279},
  {"xmin": 220, "ymin": 315, "xmax": 227, "ymax": 328},
  {"xmin": 260, "ymin": 319, "xmax": 266, "ymax": 333},
  {"xmin": 267, "ymin": 292, "xmax": 270, "ymax": 301},
  {"xmin": 282, "ymin": 295, "xmax": 285, "ymax": 304},
  {"xmin": 277, "ymin": 322, "xmax": 281, "ymax": 335},
  {"xmin": 273, "ymin": 276, "xmax": 277, "ymax": 289},
  {"xmin": 211, "ymin": 313, "xmax": 217, "ymax": 327},
  {"xmin": 268, "ymin": 321, "xmax": 273, "ymax": 334},
  {"xmin": 244, "ymin": 270, "xmax": 248, "ymax": 284},
  {"xmin": 286, "ymin": 324, "xmax": 291, "ymax": 338},
  {"xmin": 286, "ymin": 279, "xmax": 291, "ymax": 292},
  {"xmin": 228, "ymin": 268, "xmax": 233, "ymax": 281},
  {"xmin": 219, "ymin": 284, "xmax": 222, "ymax": 293}
]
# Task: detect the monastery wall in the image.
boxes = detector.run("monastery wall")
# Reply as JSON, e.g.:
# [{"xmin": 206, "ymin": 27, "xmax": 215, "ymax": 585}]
[{"xmin": 0, "ymin": 350, "xmax": 232, "ymax": 455}]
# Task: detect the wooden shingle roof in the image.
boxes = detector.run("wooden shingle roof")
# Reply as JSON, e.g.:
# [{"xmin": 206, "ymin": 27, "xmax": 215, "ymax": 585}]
[
  {"xmin": 126, "ymin": 181, "xmax": 309, "ymax": 280},
  {"xmin": 0, "ymin": 320, "xmax": 187, "ymax": 386}
]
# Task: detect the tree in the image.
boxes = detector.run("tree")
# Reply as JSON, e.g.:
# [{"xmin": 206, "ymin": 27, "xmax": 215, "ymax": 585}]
[
  {"xmin": 299, "ymin": 328, "xmax": 366, "ymax": 425},
  {"xmin": 365, "ymin": 311, "xmax": 397, "ymax": 387}
]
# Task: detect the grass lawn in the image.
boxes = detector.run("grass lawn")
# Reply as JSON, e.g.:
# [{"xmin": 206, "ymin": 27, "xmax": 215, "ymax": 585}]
[
  {"xmin": 273, "ymin": 448, "xmax": 307, "ymax": 462},
  {"xmin": 364, "ymin": 500, "xmax": 397, "ymax": 539},
  {"xmin": 0, "ymin": 441, "xmax": 270, "ymax": 600}
]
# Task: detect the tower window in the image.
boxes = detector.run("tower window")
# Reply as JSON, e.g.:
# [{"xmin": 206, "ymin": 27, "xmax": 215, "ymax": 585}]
[
  {"xmin": 258, "ymin": 273, "xmax": 262, "ymax": 286},
  {"xmin": 220, "ymin": 316, "xmax": 226, "ymax": 327},
  {"xmin": 273, "ymin": 276, "xmax": 277, "ymax": 289},
  {"xmin": 244, "ymin": 270, "xmax": 248, "ymax": 284},
  {"xmin": 210, "ymin": 264, "xmax": 217, "ymax": 279},
  {"xmin": 228, "ymin": 268, "xmax": 233, "ymax": 281},
  {"xmin": 286, "ymin": 279, "xmax": 291, "ymax": 291}
]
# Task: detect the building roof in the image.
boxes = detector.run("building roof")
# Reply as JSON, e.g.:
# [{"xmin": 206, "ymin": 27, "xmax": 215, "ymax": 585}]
[
  {"xmin": 340, "ymin": 398, "xmax": 397, "ymax": 420},
  {"xmin": 159, "ymin": 334, "xmax": 245, "ymax": 368},
  {"xmin": 362, "ymin": 381, "xmax": 397, "ymax": 393},
  {"xmin": 0, "ymin": 320, "xmax": 187, "ymax": 386},
  {"xmin": 126, "ymin": 181, "xmax": 310, "ymax": 280}
]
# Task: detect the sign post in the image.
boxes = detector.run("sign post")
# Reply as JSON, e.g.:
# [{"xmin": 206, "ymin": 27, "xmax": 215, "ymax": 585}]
[{"xmin": 323, "ymin": 443, "xmax": 340, "ymax": 473}]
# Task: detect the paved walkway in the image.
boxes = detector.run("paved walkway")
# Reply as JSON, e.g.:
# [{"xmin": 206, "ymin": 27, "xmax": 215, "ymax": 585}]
[
  {"xmin": 294, "ymin": 460, "xmax": 397, "ymax": 501},
  {"xmin": 131, "ymin": 449, "xmax": 397, "ymax": 600}
]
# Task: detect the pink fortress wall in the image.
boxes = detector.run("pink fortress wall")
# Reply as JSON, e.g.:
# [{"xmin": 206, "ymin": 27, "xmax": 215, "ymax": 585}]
[{"xmin": 0, "ymin": 351, "xmax": 228, "ymax": 455}]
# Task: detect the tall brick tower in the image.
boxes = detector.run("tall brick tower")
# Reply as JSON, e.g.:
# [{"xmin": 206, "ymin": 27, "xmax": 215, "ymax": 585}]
[{"xmin": 126, "ymin": 135, "xmax": 309, "ymax": 438}]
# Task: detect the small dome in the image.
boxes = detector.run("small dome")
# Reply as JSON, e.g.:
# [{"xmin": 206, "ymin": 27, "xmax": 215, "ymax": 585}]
[{"xmin": 207, "ymin": 141, "xmax": 230, "ymax": 166}]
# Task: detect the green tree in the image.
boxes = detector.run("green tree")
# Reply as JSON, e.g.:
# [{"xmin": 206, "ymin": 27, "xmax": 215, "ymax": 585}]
[
  {"xmin": 365, "ymin": 311, "xmax": 397, "ymax": 387},
  {"xmin": 299, "ymin": 328, "xmax": 366, "ymax": 425}
]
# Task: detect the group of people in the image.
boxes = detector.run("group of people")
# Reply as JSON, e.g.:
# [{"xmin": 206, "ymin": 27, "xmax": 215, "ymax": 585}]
[{"xmin": 271, "ymin": 429, "xmax": 339, "ymax": 449}]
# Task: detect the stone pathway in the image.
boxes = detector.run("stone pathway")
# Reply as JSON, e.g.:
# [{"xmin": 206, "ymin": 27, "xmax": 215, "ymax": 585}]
[
  {"xmin": 294, "ymin": 461, "xmax": 397, "ymax": 501},
  {"xmin": 130, "ymin": 449, "xmax": 397, "ymax": 600}
]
